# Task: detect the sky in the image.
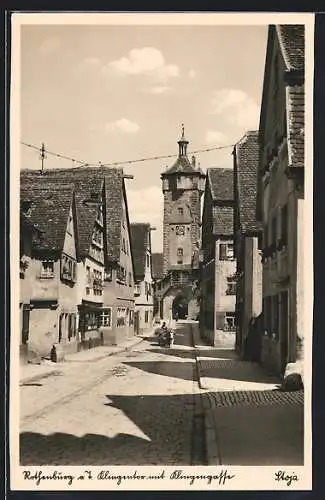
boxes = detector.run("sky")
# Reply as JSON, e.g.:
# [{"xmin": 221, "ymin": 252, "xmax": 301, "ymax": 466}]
[{"xmin": 20, "ymin": 22, "xmax": 268, "ymax": 252}]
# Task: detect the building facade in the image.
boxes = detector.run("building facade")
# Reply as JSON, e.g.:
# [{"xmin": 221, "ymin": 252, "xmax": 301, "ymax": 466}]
[
  {"xmin": 19, "ymin": 213, "xmax": 41, "ymax": 363},
  {"xmin": 130, "ymin": 223, "xmax": 154, "ymax": 334},
  {"xmin": 20, "ymin": 166, "xmax": 136, "ymax": 357},
  {"xmin": 20, "ymin": 183, "xmax": 79, "ymax": 360},
  {"xmin": 233, "ymin": 132, "xmax": 263, "ymax": 361},
  {"xmin": 159, "ymin": 127, "xmax": 205, "ymax": 320},
  {"xmin": 200, "ymin": 168, "xmax": 236, "ymax": 346},
  {"xmin": 256, "ymin": 25, "xmax": 305, "ymax": 376}
]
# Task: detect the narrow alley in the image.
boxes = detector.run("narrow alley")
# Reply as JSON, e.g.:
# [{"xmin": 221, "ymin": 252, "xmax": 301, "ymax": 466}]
[{"xmin": 20, "ymin": 321, "xmax": 304, "ymax": 467}]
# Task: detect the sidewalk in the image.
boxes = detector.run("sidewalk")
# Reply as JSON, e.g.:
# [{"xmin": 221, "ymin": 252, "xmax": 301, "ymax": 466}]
[
  {"xmin": 20, "ymin": 334, "xmax": 145, "ymax": 385},
  {"xmin": 191, "ymin": 324, "xmax": 304, "ymax": 466}
]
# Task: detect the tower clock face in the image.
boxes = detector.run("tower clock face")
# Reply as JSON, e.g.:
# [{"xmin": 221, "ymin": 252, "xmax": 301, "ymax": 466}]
[{"xmin": 175, "ymin": 225, "xmax": 185, "ymax": 235}]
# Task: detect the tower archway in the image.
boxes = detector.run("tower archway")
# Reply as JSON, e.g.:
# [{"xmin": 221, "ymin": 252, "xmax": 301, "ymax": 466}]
[{"xmin": 172, "ymin": 293, "xmax": 189, "ymax": 320}]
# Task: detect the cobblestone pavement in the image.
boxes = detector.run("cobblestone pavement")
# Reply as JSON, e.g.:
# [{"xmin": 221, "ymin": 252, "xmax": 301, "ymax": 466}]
[{"xmin": 20, "ymin": 324, "xmax": 205, "ymax": 466}]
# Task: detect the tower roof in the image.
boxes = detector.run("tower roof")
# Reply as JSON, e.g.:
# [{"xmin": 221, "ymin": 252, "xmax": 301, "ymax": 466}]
[{"xmin": 162, "ymin": 125, "xmax": 202, "ymax": 176}]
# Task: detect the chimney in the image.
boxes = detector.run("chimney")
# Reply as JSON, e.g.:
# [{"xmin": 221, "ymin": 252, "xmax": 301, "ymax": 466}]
[{"xmin": 191, "ymin": 155, "xmax": 196, "ymax": 168}]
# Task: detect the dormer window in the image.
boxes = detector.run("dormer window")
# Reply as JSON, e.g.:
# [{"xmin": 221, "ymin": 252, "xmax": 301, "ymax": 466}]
[
  {"xmin": 178, "ymin": 207, "xmax": 184, "ymax": 216},
  {"xmin": 40, "ymin": 260, "xmax": 54, "ymax": 278}
]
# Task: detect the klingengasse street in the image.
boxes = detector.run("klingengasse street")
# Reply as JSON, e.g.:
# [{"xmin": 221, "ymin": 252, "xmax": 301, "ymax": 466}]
[{"xmin": 20, "ymin": 322, "xmax": 303, "ymax": 466}]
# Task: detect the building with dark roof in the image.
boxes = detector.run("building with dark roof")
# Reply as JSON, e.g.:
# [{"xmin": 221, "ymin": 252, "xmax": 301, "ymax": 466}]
[
  {"xmin": 256, "ymin": 24, "xmax": 305, "ymax": 378},
  {"xmin": 20, "ymin": 181, "xmax": 79, "ymax": 360},
  {"xmin": 200, "ymin": 167, "xmax": 236, "ymax": 346},
  {"xmin": 20, "ymin": 166, "xmax": 136, "ymax": 353},
  {"xmin": 130, "ymin": 223, "xmax": 154, "ymax": 333},
  {"xmin": 233, "ymin": 131, "xmax": 263, "ymax": 361}
]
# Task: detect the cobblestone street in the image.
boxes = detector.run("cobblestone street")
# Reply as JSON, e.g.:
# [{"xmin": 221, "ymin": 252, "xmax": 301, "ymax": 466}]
[
  {"xmin": 20, "ymin": 323, "xmax": 205, "ymax": 466},
  {"xmin": 20, "ymin": 321, "xmax": 305, "ymax": 467}
]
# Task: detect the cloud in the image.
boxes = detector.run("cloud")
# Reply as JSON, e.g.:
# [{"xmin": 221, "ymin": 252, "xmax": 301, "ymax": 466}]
[
  {"xmin": 126, "ymin": 185, "xmax": 164, "ymax": 252},
  {"xmin": 188, "ymin": 69, "xmax": 197, "ymax": 79},
  {"xmin": 107, "ymin": 47, "xmax": 180, "ymax": 82},
  {"xmin": 105, "ymin": 118, "xmax": 140, "ymax": 134},
  {"xmin": 204, "ymin": 130, "xmax": 228, "ymax": 145},
  {"xmin": 39, "ymin": 37, "xmax": 61, "ymax": 56},
  {"xmin": 145, "ymin": 85, "xmax": 172, "ymax": 94},
  {"xmin": 211, "ymin": 88, "xmax": 260, "ymax": 130}
]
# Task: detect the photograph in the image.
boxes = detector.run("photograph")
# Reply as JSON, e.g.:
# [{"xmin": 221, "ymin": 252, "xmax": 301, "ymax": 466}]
[{"xmin": 9, "ymin": 12, "xmax": 313, "ymax": 491}]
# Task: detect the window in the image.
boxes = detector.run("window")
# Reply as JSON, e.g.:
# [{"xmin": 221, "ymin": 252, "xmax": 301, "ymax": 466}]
[
  {"xmin": 92, "ymin": 228, "xmax": 103, "ymax": 247},
  {"xmin": 145, "ymin": 310, "xmax": 149, "ymax": 323},
  {"xmin": 128, "ymin": 272, "xmax": 132, "ymax": 287},
  {"xmin": 177, "ymin": 247, "xmax": 183, "ymax": 264},
  {"xmin": 117, "ymin": 307, "xmax": 127, "ymax": 327},
  {"xmin": 226, "ymin": 277, "xmax": 236, "ymax": 295},
  {"xmin": 61, "ymin": 254, "xmax": 76, "ymax": 282},
  {"xmin": 280, "ymin": 204, "xmax": 288, "ymax": 247},
  {"xmin": 93, "ymin": 269, "xmax": 103, "ymax": 295},
  {"xmin": 40, "ymin": 260, "xmax": 54, "ymax": 278},
  {"xmin": 219, "ymin": 243, "xmax": 234, "ymax": 261},
  {"xmin": 178, "ymin": 207, "xmax": 184, "ymax": 216},
  {"xmin": 84, "ymin": 311, "xmax": 100, "ymax": 331},
  {"xmin": 100, "ymin": 308, "xmax": 112, "ymax": 328},
  {"xmin": 135, "ymin": 283, "xmax": 141, "ymax": 296},
  {"xmin": 224, "ymin": 313, "xmax": 235, "ymax": 331},
  {"xmin": 175, "ymin": 225, "xmax": 185, "ymax": 236},
  {"xmin": 146, "ymin": 254, "xmax": 150, "ymax": 268},
  {"xmin": 86, "ymin": 266, "xmax": 91, "ymax": 284}
]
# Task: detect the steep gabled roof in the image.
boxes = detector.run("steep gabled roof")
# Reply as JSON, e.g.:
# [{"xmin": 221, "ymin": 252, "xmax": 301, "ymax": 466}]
[
  {"xmin": 130, "ymin": 223, "xmax": 150, "ymax": 280},
  {"xmin": 20, "ymin": 169, "xmax": 103, "ymax": 258},
  {"xmin": 207, "ymin": 168, "xmax": 233, "ymax": 202},
  {"xmin": 152, "ymin": 253, "xmax": 164, "ymax": 280},
  {"xmin": 206, "ymin": 168, "xmax": 234, "ymax": 237},
  {"xmin": 20, "ymin": 167, "xmax": 130, "ymax": 263},
  {"xmin": 276, "ymin": 25, "xmax": 305, "ymax": 71},
  {"xmin": 20, "ymin": 180, "xmax": 74, "ymax": 252},
  {"xmin": 234, "ymin": 132, "xmax": 263, "ymax": 233}
]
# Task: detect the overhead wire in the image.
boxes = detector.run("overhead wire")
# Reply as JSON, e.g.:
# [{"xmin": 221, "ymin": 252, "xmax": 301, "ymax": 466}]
[{"xmin": 20, "ymin": 140, "xmax": 236, "ymax": 170}]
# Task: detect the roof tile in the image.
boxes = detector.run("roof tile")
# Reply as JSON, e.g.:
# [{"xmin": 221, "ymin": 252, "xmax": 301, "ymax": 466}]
[
  {"xmin": 20, "ymin": 180, "xmax": 74, "ymax": 252},
  {"xmin": 130, "ymin": 223, "xmax": 150, "ymax": 280},
  {"xmin": 277, "ymin": 25, "xmax": 305, "ymax": 71},
  {"xmin": 152, "ymin": 253, "xmax": 164, "ymax": 280},
  {"xmin": 207, "ymin": 168, "xmax": 233, "ymax": 202},
  {"xmin": 235, "ymin": 132, "xmax": 263, "ymax": 232}
]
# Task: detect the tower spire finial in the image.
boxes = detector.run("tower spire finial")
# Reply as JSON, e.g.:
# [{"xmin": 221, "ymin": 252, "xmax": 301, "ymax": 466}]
[{"xmin": 181, "ymin": 123, "xmax": 185, "ymax": 138}]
